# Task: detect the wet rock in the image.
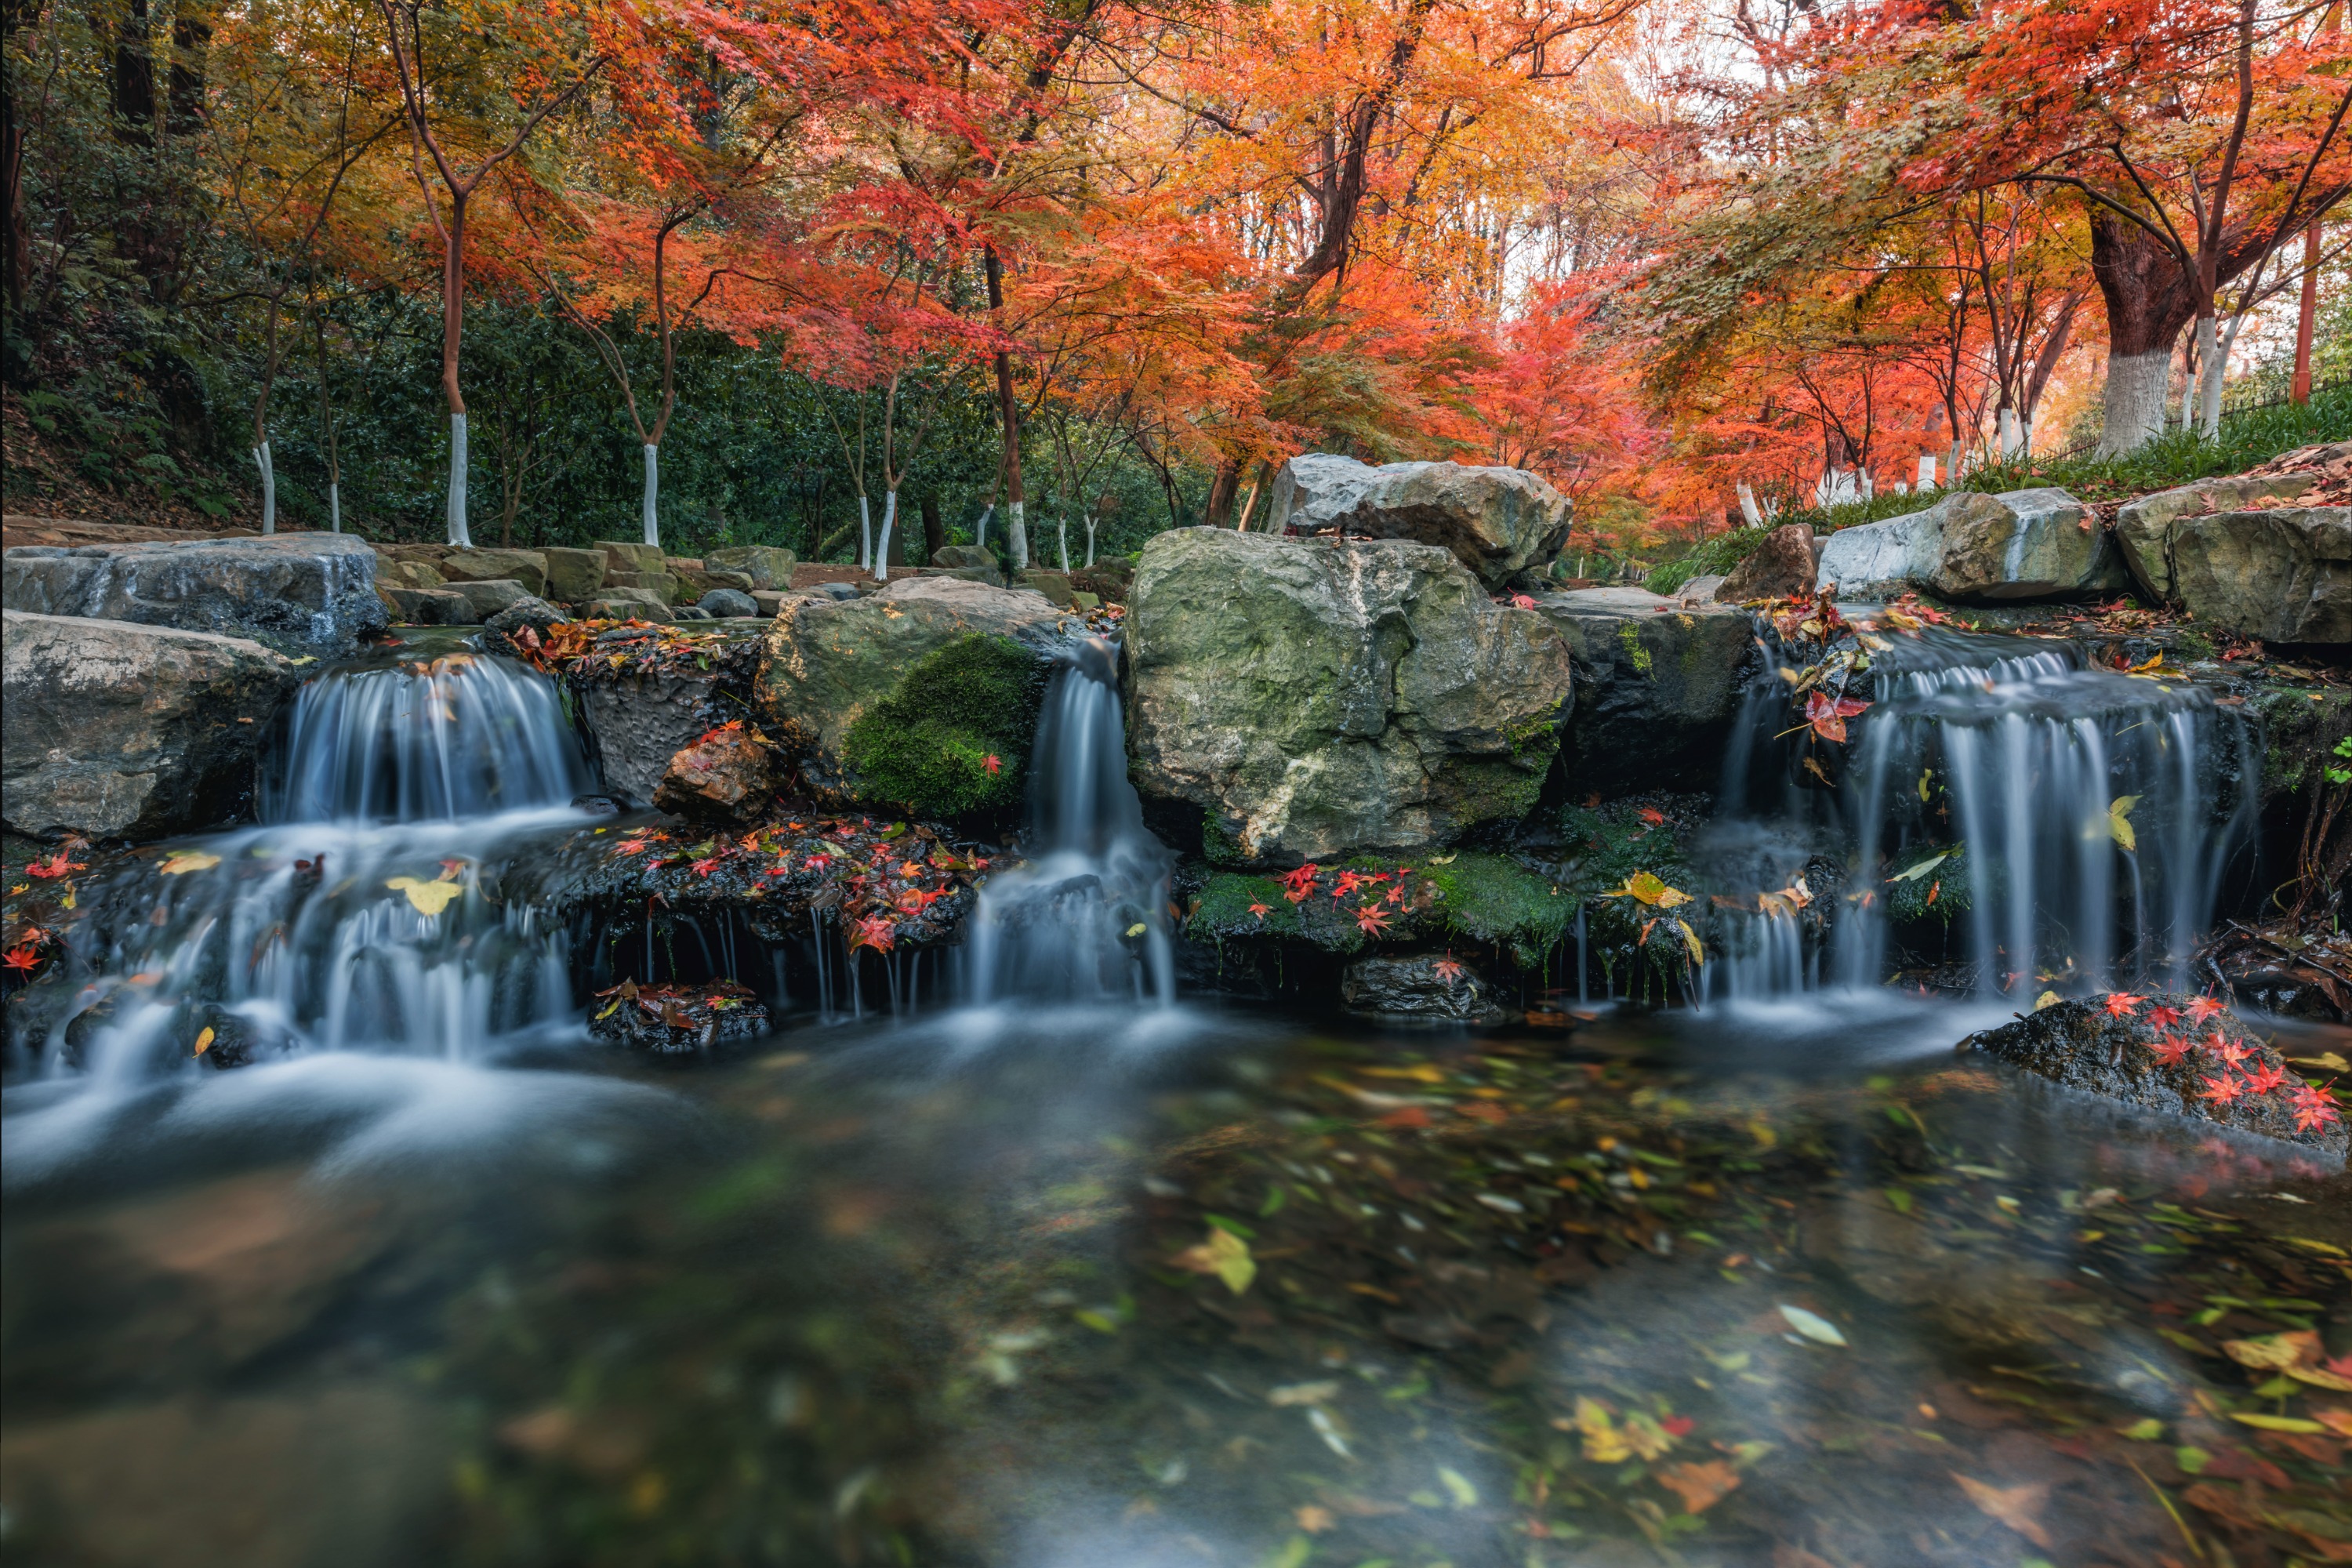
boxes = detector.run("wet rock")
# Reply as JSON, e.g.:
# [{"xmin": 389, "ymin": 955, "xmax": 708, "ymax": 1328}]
[
  {"xmin": 589, "ymin": 979, "xmax": 769, "ymax": 1053},
  {"xmin": 652, "ymin": 724, "xmax": 778, "ymax": 822},
  {"xmin": 756, "ymin": 575, "xmax": 1073, "ymax": 808},
  {"xmin": 444, "ymin": 579, "xmax": 535, "ymax": 620},
  {"xmin": 1341, "ymin": 953, "xmax": 1511, "ymax": 1024},
  {"xmin": 481, "ymin": 596, "xmax": 564, "ymax": 656},
  {"xmin": 1817, "ymin": 488, "xmax": 2131, "ymax": 603},
  {"xmin": 1268, "ymin": 454, "xmax": 1573, "ymax": 590},
  {"xmin": 577, "ymin": 670, "xmax": 727, "ymax": 805},
  {"xmin": 592, "ymin": 540, "xmax": 667, "ymax": 575},
  {"xmin": 698, "ymin": 587, "xmax": 759, "ymax": 619},
  {"xmin": 582, "ymin": 586, "xmax": 672, "ymax": 622},
  {"xmin": 1, "ymin": 533, "xmax": 386, "ymax": 656},
  {"xmin": 1714, "ymin": 523, "xmax": 1815, "ymax": 601},
  {"xmin": 3, "ymin": 610, "xmax": 303, "ymax": 840},
  {"xmin": 1530, "ymin": 588, "xmax": 1753, "ymax": 797},
  {"xmin": 382, "ymin": 585, "xmax": 474, "ymax": 625},
  {"xmin": 1961, "ymin": 995, "xmax": 2347, "ymax": 1161},
  {"xmin": 2114, "ymin": 502, "xmax": 2349, "ymax": 644},
  {"xmin": 1128, "ymin": 529, "xmax": 1570, "ymax": 861},
  {"xmin": 1020, "ymin": 568, "xmax": 1079, "ymax": 605},
  {"xmin": 435, "ymin": 547, "xmax": 547, "ymax": 598},
  {"xmin": 704, "ymin": 546, "xmax": 797, "ymax": 590},
  {"xmin": 541, "ymin": 546, "xmax": 607, "ymax": 603}
]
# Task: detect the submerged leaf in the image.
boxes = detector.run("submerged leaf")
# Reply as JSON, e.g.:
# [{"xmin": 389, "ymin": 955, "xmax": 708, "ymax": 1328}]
[
  {"xmin": 160, "ymin": 851, "xmax": 221, "ymax": 875},
  {"xmin": 1174, "ymin": 1227, "xmax": 1257, "ymax": 1294},
  {"xmin": 384, "ymin": 876, "xmax": 463, "ymax": 916},
  {"xmin": 1777, "ymin": 1304, "xmax": 1847, "ymax": 1345},
  {"xmin": 2109, "ymin": 794, "xmax": 2140, "ymax": 852},
  {"xmin": 1951, "ymin": 1473, "xmax": 2052, "ymax": 1548}
]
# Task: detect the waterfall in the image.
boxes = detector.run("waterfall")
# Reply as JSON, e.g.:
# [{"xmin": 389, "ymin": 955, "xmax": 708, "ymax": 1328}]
[
  {"xmin": 16, "ymin": 656, "xmax": 595, "ymax": 1081},
  {"xmin": 1702, "ymin": 628, "xmax": 2255, "ymax": 1004},
  {"xmin": 964, "ymin": 638, "xmax": 1175, "ymax": 1005}
]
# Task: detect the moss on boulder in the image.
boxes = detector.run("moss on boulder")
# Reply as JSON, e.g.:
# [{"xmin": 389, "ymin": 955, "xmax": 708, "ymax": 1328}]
[{"xmin": 840, "ymin": 635, "xmax": 1045, "ymax": 816}]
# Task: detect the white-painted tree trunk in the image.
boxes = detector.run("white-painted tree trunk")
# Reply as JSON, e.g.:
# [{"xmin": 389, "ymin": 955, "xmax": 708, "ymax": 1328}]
[
  {"xmin": 1007, "ymin": 501, "xmax": 1029, "ymax": 572},
  {"xmin": 1084, "ymin": 517, "xmax": 1096, "ymax": 567},
  {"xmin": 253, "ymin": 441, "xmax": 275, "ymax": 535},
  {"xmin": 857, "ymin": 494, "xmax": 872, "ymax": 570},
  {"xmin": 1917, "ymin": 454, "xmax": 1938, "ymax": 489},
  {"xmin": 873, "ymin": 491, "xmax": 898, "ymax": 583},
  {"xmin": 2094, "ymin": 348, "xmax": 2174, "ymax": 457},
  {"xmin": 1997, "ymin": 408, "xmax": 2021, "ymax": 459},
  {"xmin": 641, "ymin": 444, "xmax": 661, "ymax": 546},
  {"xmin": 1056, "ymin": 513, "xmax": 1070, "ymax": 573},
  {"xmin": 1859, "ymin": 468, "xmax": 1874, "ymax": 501},
  {"xmin": 446, "ymin": 414, "xmax": 473, "ymax": 547},
  {"xmin": 327, "ymin": 481, "xmax": 341, "ymax": 533},
  {"xmin": 974, "ymin": 503, "xmax": 993, "ymax": 551},
  {"xmin": 2196, "ymin": 314, "xmax": 2224, "ymax": 439},
  {"xmin": 1736, "ymin": 482, "xmax": 1764, "ymax": 528}
]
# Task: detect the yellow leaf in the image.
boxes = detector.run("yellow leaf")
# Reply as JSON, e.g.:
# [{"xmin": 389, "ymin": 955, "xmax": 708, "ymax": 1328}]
[
  {"xmin": 1887, "ymin": 851, "xmax": 1947, "ymax": 884},
  {"xmin": 1124, "ymin": 923, "xmax": 1147, "ymax": 938},
  {"xmin": 160, "ymin": 851, "xmax": 221, "ymax": 875},
  {"xmin": 193, "ymin": 1026, "xmax": 214, "ymax": 1056},
  {"xmin": 1173, "ymin": 1228, "xmax": 1256, "ymax": 1294},
  {"xmin": 2288, "ymin": 1051, "xmax": 2350, "ymax": 1073},
  {"xmin": 2223, "ymin": 1330, "xmax": 2322, "ymax": 1372},
  {"xmin": 385, "ymin": 876, "xmax": 464, "ymax": 916},
  {"xmin": 1570, "ymin": 1396, "xmax": 1632, "ymax": 1464},
  {"xmin": 2034, "ymin": 990, "xmax": 2060, "ymax": 1011},
  {"xmin": 1675, "ymin": 917, "xmax": 1704, "ymax": 966},
  {"xmin": 2229, "ymin": 1413, "xmax": 2326, "ymax": 1434},
  {"xmin": 2108, "ymin": 795, "xmax": 2139, "ymax": 853},
  {"xmin": 1613, "ymin": 871, "xmax": 1691, "ymax": 908}
]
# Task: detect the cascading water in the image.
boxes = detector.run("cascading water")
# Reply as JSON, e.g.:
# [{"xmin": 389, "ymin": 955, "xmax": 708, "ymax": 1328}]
[
  {"xmin": 1700, "ymin": 626, "xmax": 2256, "ymax": 1005},
  {"xmin": 14, "ymin": 654, "xmax": 597, "ymax": 1082},
  {"xmin": 964, "ymin": 638, "xmax": 1175, "ymax": 1006}
]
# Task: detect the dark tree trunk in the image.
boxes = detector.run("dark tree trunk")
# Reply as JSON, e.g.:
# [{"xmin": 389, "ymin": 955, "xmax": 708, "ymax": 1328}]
[
  {"xmin": 112, "ymin": 0, "xmax": 154, "ymax": 142},
  {"xmin": 166, "ymin": 11, "xmax": 209, "ymax": 136},
  {"xmin": 1203, "ymin": 458, "xmax": 1242, "ymax": 528},
  {"xmin": 920, "ymin": 492, "xmax": 943, "ymax": 564}
]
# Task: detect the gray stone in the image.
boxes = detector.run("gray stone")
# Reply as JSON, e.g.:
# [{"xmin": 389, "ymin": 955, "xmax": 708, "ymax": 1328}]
[
  {"xmin": 2169, "ymin": 509, "xmax": 2350, "ymax": 644},
  {"xmin": 1021, "ymin": 568, "xmax": 1078, "ymax": 606},
  {"xmin": 582, "ymin": 586, "xmax": 672, "ymax": 621},
  {"xmin": 3, "ymin": 610, "xmax": 302, "ymax": 840},
  {"xmin": 578, "ymin": 670, "xmax": 720, "ymax": 805},
  {"xmin": 1269, "ymin": 456, "xmax": 1573, "ymax": 590},
  {"xmin": 2114, "ymin": 471, "xmax": 2325, "ymax": 594},
  {"xmin": 1714, "ymin": 523, "xmax": 1816, "ymax": 601},
  {"xmin": 481, "ymin": 596, "xmax": 564, "ymax": 657},
  {"xmin": 704, "ymin": 546, "xmax": 798, "ymax": 591},
  {"xmin": 756, "ymin": 575, "xmax": 1073, "ymax": 800},
  {"xmin": 1816, "ymin": 488, "xmax": 2129, "ymax": 602},
  {"xmin": 932, "ymin": 545, "xmax": 997, "ymax": 570},
  {"xmin": 1127, "ymin": 529, "xmax": 1570, "ymax": 862},
  {"xmin": 542, "ymin": 546, "xmax": 606, "ymax": 603},
  {"xmin": 381, "ymin": 586, "xmax": 474, "ymax": 626},
  {"xmin": 1532, "ymin": 588, "xmax": 1754, "ymax": 796},
  {"xmin": 698, "ymin": 587, "xmax": 759, "ymax": 619},
  {"xmin": 2, "ymin": 534, "xmax": 386, "ymax": 656},
  {"xmin": 1341, "ymin": 953, "xmax": 1511, "ymax": 1025},
  {"xmin": 1672, "ymin": 574, "xmax": 1727, "ymax": 605},
  {"xmin": 590, "ymin": 540, "xmax": 667, "ymax": 575},
  {"xmin": 434, "ymin": 547, "xmax": 547, "ymax": 598},
  {"xmin": 443, "ymin": 579, "xmax": 535, "ymax": 619}
]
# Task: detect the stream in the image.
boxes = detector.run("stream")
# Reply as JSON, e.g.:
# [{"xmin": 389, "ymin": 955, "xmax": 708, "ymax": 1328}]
[{"xmin": 2, "ymin": 632, "xmax": 2347, "ymax": 1568}]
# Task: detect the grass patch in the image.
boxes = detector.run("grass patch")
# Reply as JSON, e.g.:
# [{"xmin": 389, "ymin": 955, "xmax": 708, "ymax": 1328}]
[{"xmin": 840, "ymin": 634, "xmax": 1045, "ymax": 817}]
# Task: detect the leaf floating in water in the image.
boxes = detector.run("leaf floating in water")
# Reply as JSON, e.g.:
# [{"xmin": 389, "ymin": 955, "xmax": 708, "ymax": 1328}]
[
  {"xmin": 159, "ymin": 851, "xmax": 221, "ymax": 875},
  {"xmin": 192, "ymin": 1026, "xmax": 214, "ymax": 1056},
  {"xmin": 1124, "ymin": 923, "xmax": 1147, "ymax": 938},
  {"xmin": 2108, "ymin": 793, "xmax": 2140, "ymax": 852},
  {"xmin": 1173, "ymin": 1227, "xmax": 1257, "ymax": 1294},
  {"xmin": 1266, "ymin": 1381, "xmax": 1340, "ymax": 1406},
  {"xmin": 385, "ymin": 876, "xmax": 463, "ymax": 916},
  {"xmin": 1436, "ymin": 1466, "xmax": 1479, "ymax": 1508},
  {"xmin": 1950, "ymin": 1472, "xmax": 2052, "ymax": 1548},
  {"xmin": 1777, "ymin": 1304, "xmax": 1847, "ymax": 1346},
  {"xmin": 1657, "ymin": 1458, "xmax": 1740, "ymax": 1515}
]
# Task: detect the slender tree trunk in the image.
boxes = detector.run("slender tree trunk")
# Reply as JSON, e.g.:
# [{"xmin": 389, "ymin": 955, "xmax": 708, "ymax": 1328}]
[
  {"xmin": 252, "ymin": 294, "xmax": 282, "ymax": 534},
  {"xmin": 1203, "ymin": 459, "xmax": 1242, "ymax": 528},
  {"xmin": 1084, "ymin": 516, "xmax": 1096, "ymax": 567},
  {"xmin": 2292, "ymin": 222, "xmax": 2320, "ymax": 404},
  {"xmin": 313, "ymin": 307, "xmax": 340, "ymax": 532},
  {"xmin": 440, "ymin": 192, "xmax": 473, "ymax": 546},
  {"xmin": 1055, "ymin": 510, "xmax": 1069, "ymax": 572},
  {"xmin": 920, "ymin": 492, "xmax": 943, "ymax": 564},
  {"xmin": 873, "ymin": 490, "xmax": 897, "ymax": 583},
  {"xmin": 974, "ymin": 503, "xmax": 993, "ymax": 551},
  {"xmin": 982, "ymin": 247, "xmax": 1027, "ymax": 572},
  {"xmin": 2196, "ymin": 313, "xmax": 2224, "ymax": 438},
  {"xmin": 641, "ymin": 443, "xmax": 659, "ymax": 546},
  {"xmin": 253, "ymin": 442, "xmax": 275, "ymax": 534},
  {"xmin": 1235, "ymin": 464, "xmax": 1266, "ymax": 532},
  {"xmin": 856, "ymin": 492, "xmax": 871, "ymax": 568}
]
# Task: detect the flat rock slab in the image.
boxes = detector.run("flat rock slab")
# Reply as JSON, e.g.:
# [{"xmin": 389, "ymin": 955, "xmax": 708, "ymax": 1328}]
[
  {"xmin": 1267, "ymin": 454, "xmax": 1573, "ymax": 590},
  {"xmin": 1531, "ymin": 589, "xmax": 1753, "ymax": 796},
  {"xmin": 1962, "ymin": 994, "xmax": 2347, "ymax": 1163},
  {"xmin": 2, "ymin": 609, "xmax": 303, "ymax": 840},
  {"xmin": 1127, "ymin": 528, "xmax": 1569, "ymax": 861},
  {"xmin": 2, "ymin": 533, "xmax": 385, "ymax": 657}
]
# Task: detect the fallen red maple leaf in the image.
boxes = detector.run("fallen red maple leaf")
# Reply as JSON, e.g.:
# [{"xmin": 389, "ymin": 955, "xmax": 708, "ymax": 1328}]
[
  {"xmin": 2147, "ymin": 1033, "xmax": 2194, "ymax": 1066},
  {"xmin": 983, "ymin": 754, "xmax": 1002, "ymax": 775},
  {"xmin": 2103, "ymin": 991, "xmax": 2146, "ymax": 1017},
  {"xmin": 2198, "ymin": 1073, "xmax": 2245, "ymax": 1105},
  {"xmin": 2185, "ymin": 995, "xmax": 2229, "ymax": 1025},
  {"xmin": 2240, "ymin": 1060, "xmax": 2286, "ymax": 1095},
  {"xmin": 2, "ymin": 945, "xmax": 41, "ymax": 972},
  {"xmin": 1247, "ymin": 902, "xmax": 1270, "ymax": 922},
  {"xmin": 25, "ymin": 853, "xmax": 85, "ymax": 880},
  {"xmin": 1355, "ymin": 902, "xmax": 1392, "ymax": 935},
  {"xmin": 1432, "ymin": 953, "xmax": 1466, "ymax": 985},
  {"xmin": 2143, "ymin": 1004, "xmax": 2183, "ymax": 1030}
]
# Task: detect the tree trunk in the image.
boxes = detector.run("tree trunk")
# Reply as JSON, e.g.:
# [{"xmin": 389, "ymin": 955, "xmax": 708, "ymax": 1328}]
[
  {"xmin": 983, "ymin": 247, "xmax": 1027, "ymax": 570},
  {"xmin": 856, "ymin": 492, "xmax": 871, "ymax": 568},
  {"xmin": 920, "ymin": 492, "xmax": 942, "ymax": 564},
  {"xmin": 1084, "ymin": 517, "xmax": 1096, "ymax": 567},
  {"xmin": 2292, "ymin": 223, "xmax": 2320, "ymax": 403},
  {"xmin": 1056, "ymin": 511, "xmax": 1069, "ymax": 572},
  {"xmin": 2196, "ymin": 313, "xmax": 2224, "ymax": 439},
  {"xmin": 641, "ymin": 443, "xmax": 660, "ymax": 546},
  {"xmin": 1996, "ymin": 408, "xmax": 2021, "ymax": 459},
  {"xmin": 974, "ymin": 503, "xmax": 993, "ymax": 551},
  {"xmin": 446, "ymin": 414, "xmax": 471, "ymax": 547},
  {"xmin": 313, "ymin": 309, "xmax": 340, "ymax": 532},
  {"xmin": 1007, "ymin": 502, "xmax": 1029, "ymax": 572},
  {"xmin": 873, "ymin": 490, "xmax": 896, "ymax": 583},
  {"xmin": 440, "ymin": 192, "xmax": 473, "ymax": 546},
  {"xmin": 253, "ymin": 441, "xmax": 274, "ymax": 534},
  {"xmin": 2089, "ymin": 212, "xmax": 2199, "ymax": 456},
  {"xmin": 1203, "ymin": 459, "xmax": 1242, "ymax": 528}
]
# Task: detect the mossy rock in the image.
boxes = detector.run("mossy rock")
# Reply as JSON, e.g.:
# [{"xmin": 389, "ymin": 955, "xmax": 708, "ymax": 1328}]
[
  {"xmin": 841, "ymin": 635, "xmax": 1046, "ymax": 817},
  {"xmin": 1186, "ymin": 851, "xmax": 1574, "ymax": 968},
  {"xmin": 1885, "ymin": 843, "xmax": 1982, "ymax": 927}
]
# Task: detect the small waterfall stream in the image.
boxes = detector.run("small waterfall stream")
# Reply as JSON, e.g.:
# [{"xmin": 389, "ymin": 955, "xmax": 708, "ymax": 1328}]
[
  {"xmin": 19, "ymin": 655, "xmax": 597, "ymax": 1081},
  {"xmin": 1700, "ymin": 627, "xmax": 2257, "ymax": 1006},
  {"xmin": 964, "ymin": 638, "xmax": 1175, "ymax": 1006}
]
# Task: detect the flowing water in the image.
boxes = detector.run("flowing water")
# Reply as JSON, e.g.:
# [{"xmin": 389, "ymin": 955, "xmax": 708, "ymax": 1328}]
[{"xmin": 4, "ymin": 629, "xmax": 2344, "ymax": 1568}]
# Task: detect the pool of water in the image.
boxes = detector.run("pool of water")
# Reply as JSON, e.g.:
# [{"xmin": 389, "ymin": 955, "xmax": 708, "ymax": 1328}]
[{"xmin": 5, "ymin": 995, "xmax": 2346, "ymax": 1567}]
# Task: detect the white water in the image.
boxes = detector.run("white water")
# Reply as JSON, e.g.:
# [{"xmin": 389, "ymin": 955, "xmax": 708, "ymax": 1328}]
[
  {"xmin": 1701, "ymin": 628, "xmax": 2254, "ymax": 1006},
  {"xmin": 12, "ymin": 658, "xmax": 598, "ymax": 1087},
  {"xmin": 964, "ymin": 639, "xmax": 1175, "ymax": 1006}
]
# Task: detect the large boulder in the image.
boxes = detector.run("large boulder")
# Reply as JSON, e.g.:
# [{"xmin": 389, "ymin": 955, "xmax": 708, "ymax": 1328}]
[
  {"xmin": 2113, "ymin": 482, "xmax": 2349, "ymax": 644},
  {"xmin": 1531, "ymin": 588, "xmax": 1754, "ymax": 796},
  {"xmin": 756, "ymin": 575, "xmax": 1076, "ymax": 810},
  {"xmin": 434, "ymin": 547, "xmax": 546, "ymax": 598},
  {"xmin": 1713, "ymin": 523, "xmax": 1816, "ymax": 601},
  {"xmin": 1266, "ymin": 455, "xmax": 1573, "ymax": 590},
  {"xmin": 704, "ymin": 546, "xmax": 798, "ymax": 591},
  {"xmin": 1817, "ymin": 488, "xmax": 2130, "ymax": 603},
  {"xmin": 1126, "ymin": 529, "xmax": 1570, "ymax": 862},
  {"xmin": 541, "ymin": 546, "xmax": 608, "ymax": 603},
  {"xmin": 2, "ymin": 610, "xmax": 303, "ymax": 839},
  {"xmin": 442, "ymin": 579, "xmax": 535, "ymax": 620},
  {"xmin": 1, "ymin": 534, "xmax": 385, "ymax": 656},
  {"xmin": 382, "ymin": 586, "xmax": 474, "ymax": 626}
]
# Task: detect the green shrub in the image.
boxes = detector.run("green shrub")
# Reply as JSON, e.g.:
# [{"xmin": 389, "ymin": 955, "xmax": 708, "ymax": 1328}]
[{"xmin": 840, "ymin": 634, "xmax": 1045, "ymax": 817}]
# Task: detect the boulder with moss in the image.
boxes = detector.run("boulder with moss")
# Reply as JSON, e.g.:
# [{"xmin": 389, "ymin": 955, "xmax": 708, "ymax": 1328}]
[
  {"xmin": 1186, "ymin": 851, "xmax": 1575, "ymax": 969},
  {"xmin": 1128, "ymin": 529, "xmax": 1569, "ymax": 862},
  {"xmin": 1531, "ymin": 588, "xmax": 1754, "ymax": 796},
  {"xmin": 756, "ymin": 576, "xmax": 1077, "ymax": 811},
  {"xmin": 1265, "ymin": 455, "xmax": 1573, "ymax": 590},
  {"xmin": 2113, "ymin": 478, "xmax": 2350, "ymax": 644}
]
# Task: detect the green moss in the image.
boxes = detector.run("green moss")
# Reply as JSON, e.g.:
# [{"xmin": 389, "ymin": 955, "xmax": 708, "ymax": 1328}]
[
  {"xmin": 1555, "ymin": 797, "xmax": 1702, "ymax": 985},
  {"xmin": 1201, "ymin": 809, "xmax": 1251, "ymax": 869},
  {"xmin": 840, "ymin": 634, "xmax": 1045, "ymax": 816},
  {"xmin": 2170, "ymin": 629, "xmax": 2215, "ymax": 662},
  {"xmin": 1416, "ymin": 851, "xmax": 1575, "ymax": 967},
  {"xmin": 1617, "ymin": 619, "xmax": 1654, "ymax": 677},
  {"xmin": 1886, "ymin": 844, "xmax": 1977, "ymax": 926},
  {"xmin": 1185, "ymin": 851, "xmax": 1576, "ymax": 967},
  {"xmin": 2257, "ymin": 689, "xmax": 2352, "ymax": 797}
]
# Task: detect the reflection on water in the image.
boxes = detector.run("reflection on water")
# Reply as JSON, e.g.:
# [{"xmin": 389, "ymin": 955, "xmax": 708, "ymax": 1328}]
[{"xmin": 5, "ymin": 999, "xmax": 2347, "ymax": 1567}]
